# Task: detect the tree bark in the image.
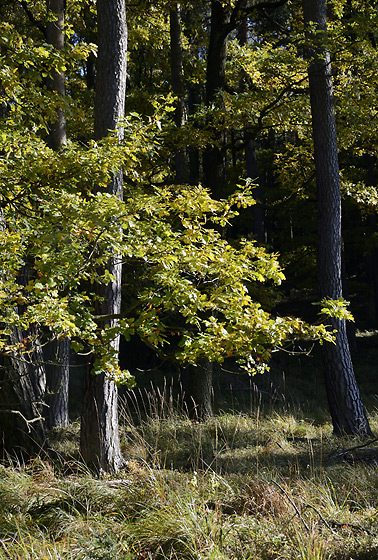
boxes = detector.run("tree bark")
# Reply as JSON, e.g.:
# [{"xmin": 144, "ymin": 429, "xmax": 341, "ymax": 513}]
[
  {"xmin": 44, "ymin": 338, "xmax": 69, "ymax": 430},
  {"xmin": 170, "ymin": 3, "xmax": 188, "ymax": 183},
  {"xmin": 237, "ymin": 17, "xmax": 265, "ymax": 244},
  {"xmin": 183, "ymin": 362, "xmax": 213, "ymax": 421},
  {"xmin": 46, "ymin": 0, "xmax": 66, "ymax": 149},
  {"xmin": 202, "ymin": 0, "xmax": 230, "ymax": 199},
  {"xmin": 80, "ymin": 0, "xmax": 127, "ymax": 474},
  {"xmin": 184, "ymin": 1, "xmax": 234, "ymax": 418},
  {"xmin": 0, "ymin": 212, "xmax": 46, "ymax": 455},
  {"xmin": 45, "ymin": 0, "xmax": 70, "ymax": 429},
  {"xmin": 303, "ymin": 0, "xmax": 371, "ymax": 436}
]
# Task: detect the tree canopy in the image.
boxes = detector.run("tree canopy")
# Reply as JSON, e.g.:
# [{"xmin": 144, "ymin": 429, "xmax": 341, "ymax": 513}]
[{"xmin": 1, "ymin": 0, "xmax": 377, "ymax": 464}]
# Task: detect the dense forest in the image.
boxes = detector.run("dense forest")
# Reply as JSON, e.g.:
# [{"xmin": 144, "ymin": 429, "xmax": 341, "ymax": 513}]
[
  {"xmin": 1, "ymin": 0, "xmax": 378, "ymax": 475},
  {"xmin": 0, "ymin": 0, "xmax": 378, "ymax": 486},
  {"xmin": 3, "ymin": 1, "xmax": 378, "ymax": 558}
]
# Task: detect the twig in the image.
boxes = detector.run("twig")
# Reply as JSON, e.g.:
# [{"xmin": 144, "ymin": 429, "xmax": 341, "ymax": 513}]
[
  {"xmin": 302, "ymin": 503, "xmax": 337, "ymax": 534},
  {"xmin": 303, "ymin": 503, "xmax": 372, "ymax": 535},
  {"xmin": 327, "ymin": 518, "xmax": 372, "ymax": 536},
  {"xmin": 328, "ymin": 437, "xmax": 378, "ymax": 459},
  {"xmin": 271, "ymin": 479, "xmax": 310, "ymax": 533}
]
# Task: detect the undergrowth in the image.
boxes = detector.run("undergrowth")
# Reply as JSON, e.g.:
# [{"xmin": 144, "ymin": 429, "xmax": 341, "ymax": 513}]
[{"xmin": 2, "ymin": 380, "xmax": 378, "ymax": 559}]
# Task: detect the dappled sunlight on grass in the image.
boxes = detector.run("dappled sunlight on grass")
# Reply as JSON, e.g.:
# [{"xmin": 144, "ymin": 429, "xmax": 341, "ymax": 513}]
[{"xmin": 1, "ymin": 399, "xmax": 378, "ymax": 558}]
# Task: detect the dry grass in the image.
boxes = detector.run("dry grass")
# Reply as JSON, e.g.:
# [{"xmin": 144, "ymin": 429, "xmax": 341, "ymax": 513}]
[{"xmin": 1, "ymin": 380, "xmax": 378, "ymax": 559}]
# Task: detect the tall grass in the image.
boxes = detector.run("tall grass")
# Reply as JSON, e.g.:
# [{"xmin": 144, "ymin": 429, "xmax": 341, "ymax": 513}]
[{"xmin": 1, "ymin": 376, "xmax": 378, "ymax": 558}]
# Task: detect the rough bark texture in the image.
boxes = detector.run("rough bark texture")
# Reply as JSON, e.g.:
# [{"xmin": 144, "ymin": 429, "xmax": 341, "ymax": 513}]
[
  {"xmin": 0, "ymin": 212, "xmax": 46, "ymax": 454},
  {"xmin": 93, "ymin": 0, "xmax": 127, "ymax": 143},
  {"xmin": 46, "ymin": 0, "xmax": 66, "ymax": 149},
  {"xmin": 45, "ymin": 338, "xmax": 69, "ymax": 430},
  {"xmin": 303, "ymin": 0, "xmax": 371, "ymax": 436},
  {"xmin": 80, "ymin": 0, "xmax": 127, "ymax": 474},
  {"xmin": 170, "ymin": 3, "xmax": 187, "ymax": 183},
  {"xmin": 45, "ymin": 0, "xmax": 70, "ymax": 429},
  {"xmin": 0, "ymin": 330, "xmax": 47, "ymax": 456}
]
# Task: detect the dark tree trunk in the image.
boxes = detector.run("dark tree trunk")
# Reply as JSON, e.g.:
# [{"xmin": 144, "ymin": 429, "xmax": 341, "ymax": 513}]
[
  {"xmin": 237, "ymin": 17, "xmax": 265, "ymax": 244},
  {"xmin": 188, "ymin": 86, "xmax": 200, "ymax": 184},
  {"xmin": 170, "ymin": 3, "xmax": 188, "ymax": 183},
  {"xmin": 181, "ymin": 7, "xmax": 200, "ymax": 184},
  {"xmin": 45, "ymin": 338, "xmax": 69, "ymax": 430},
  {"xmin": 303, "ymin": 0, "xmax": 371, "ymax": 436},
  {"xmin": 245, "ymin": 139, "xmax": 265, "ymax": 243},
  {"xmin": 183, "ymin": 362, "xmax": 213, "ymax": 421},
  {"xmin": 0, "ymin": 329, "xmax": 47, "ymax": 456},
  {"xmin": 0, "ymin": 212, "xmax": 46, "ymax": 454},
  {"xmin": 183, "ymin": 1, "xmax": 231, "ymax": 418},
  {"xmin": 202, "ymin": 0, "xmax": 230, "ymax": 199},
  {"xmin": 46, "ymin": 0, "xmax": 66, "ymax": 150},
  {"xmin": 45, "ymin": 0, "xmax": 70, "ymax": 429},
  {"xmin": 0, "ymin": 205, "xmax": 47, "ymax": 454},
  {"xmin": 80, "ymin": 0, "xmax": 127, "ymax": 474}
]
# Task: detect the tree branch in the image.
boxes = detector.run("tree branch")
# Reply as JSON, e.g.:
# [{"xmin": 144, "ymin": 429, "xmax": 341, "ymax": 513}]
[{"xmin": 18, "ymin": 1, "xmax": 47, "ymax": 39}]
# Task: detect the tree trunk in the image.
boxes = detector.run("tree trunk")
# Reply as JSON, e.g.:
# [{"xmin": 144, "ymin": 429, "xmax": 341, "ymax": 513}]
[
  {"xmin": 0, "ymin": 212, "xmax": 46, "ymax": 455},
  {"xmin": 170, "ymin": 3, "xmax": 187, "ymax": 183},
  {"xmin": 303, "ymin": 0, "xmax": 372, "ymax": 436},
  {"xmin": 46, "ymin": 0, "xmax": 66, "ymax": 149},
  {"xmin": 245, "ymin": 139, "xmax": 265, "ymax": 243},
  {"xmin": 183, "ymin": 362, "xmax": 213, "ymax": 421},
  {"xmin": 0, "ymin": 321, "xmax": 47, "ymax": 456},
  {"xmin": 182, "ymin": 2, "xmax": 230, "ymax": 418},
  {"xmin": 80, "ymin": 0, "xmax": 127, "ymax": 474},
  {"xmin": 45, "ymin": 338, "xmax": 69, "ymax": 430},
  {"xmin": 45, "ymin": 0, "xmax": 70, "ymax": 429},
  {"xmin": 188, "ymin": 86, "xmax": 200, "ymax": 184},
  {"xmin": 184, "ymin": 1, "xmax": 236, "ymax": 417},
  {"xmin": 202, "ymin": 1, "xmax": 229, "ymax": 199},
  {"xmin": 237, "ymin": 17, "xmax": 265, "ymax": 244}
]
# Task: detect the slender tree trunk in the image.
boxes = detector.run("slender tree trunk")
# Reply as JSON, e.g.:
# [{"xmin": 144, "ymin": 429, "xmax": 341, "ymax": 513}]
[
  {"xmin": 202, "ymin": 1, "xmax": 229, "ymax": 199},
  {"xmin": 182, "ymin": 2, "xmax": 229, "ymax": 419},
  {"xmin": 181, "ymin": 7, "xmax": 200, "ymax": 184},
  {"xmin": 170, "ymin": 3, "xmax": 187, "ymax": 183},
  {"xmin": 188, "ymin": 86, "xmax": 200, "ymax": 184},
  {"xmin": 237, "ymin": 17, "xmax": 265, "ymax": 243},
  {"xmin": 184, "ymin": 1, "xmax": 233, "ymax": 417},
  {"xmin": 303, "ymin": 0, "xmax": 371, "ymax": 436},
  {"xmin": 245, "ymin": 139, "xmax": 265, "ymax": 243},
  {"xmin": 46, "ymin": 0, "xmax": 66, "ymax": 149},
  {"xmin": 80, "ymin": 0, "xmax": 127, "ymax": 474},
  {"xmin": 44, "ymin": 338, "xmax": 69, "ymax": 429},
  {"xmin": 45, "ymin": 0, "xmax": 70, "ymax": 429}
]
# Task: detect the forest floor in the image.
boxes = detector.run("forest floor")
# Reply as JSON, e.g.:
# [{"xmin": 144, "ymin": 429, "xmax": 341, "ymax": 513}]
[{"xmin": 2, "ymin": 332, "xmax": 378, "ymax": 559}]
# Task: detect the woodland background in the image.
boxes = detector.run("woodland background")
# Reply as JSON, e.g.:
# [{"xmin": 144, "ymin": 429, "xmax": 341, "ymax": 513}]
[
  {"xmin": 2, "ymin": 1, "xmax": 378, "ymax": 558},
  {"xmin": 0, "ymin": 0, "xmax": 378, "ymax": 526}
]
